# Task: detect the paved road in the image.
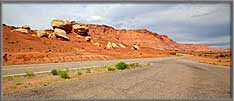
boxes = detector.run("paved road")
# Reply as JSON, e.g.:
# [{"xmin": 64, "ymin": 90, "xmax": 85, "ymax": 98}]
[
  {"xmin": 2, "ymin": 56, "xmax": 186, "ymax": 76},
  {"xmin": 3, "ymin": 59, "xmax": 231, "ymax": 98}
]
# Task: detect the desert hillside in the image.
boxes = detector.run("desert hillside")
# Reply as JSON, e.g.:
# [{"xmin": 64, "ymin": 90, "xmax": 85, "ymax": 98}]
[{"xmin": 2, "ymin": 20, "xmax": 223, "ymax": 65}]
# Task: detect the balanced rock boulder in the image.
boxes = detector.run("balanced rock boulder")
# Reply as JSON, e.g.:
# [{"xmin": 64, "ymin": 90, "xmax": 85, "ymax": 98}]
[
  {"xmin": 53, "ymin": 28, "xmax": 69, "ymax": 40},
  {"xmin": 51, "ymin": 20, "xmax": 72, "ymax": 33}
]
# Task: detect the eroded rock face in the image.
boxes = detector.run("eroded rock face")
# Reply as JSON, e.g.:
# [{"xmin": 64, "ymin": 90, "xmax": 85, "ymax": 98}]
[
  {"xmin": 106, "ymin": 42, "xmax": 119, "ymax": 48},
  {"xmin": 106, "ymin": 41, "xmax": 112, "ymax": 49},
  {"xmin": 111, "ymin": 42, "xmax": 118, "ymax": 48},
  {"xmin": 119, "ymin": 43, "xmax": 126, "ymax": 48},
  {"xmin": 54, "ymin": 28, "xmax": 69, "ymax": 40},
  {"xmin": 51, "ymin": 20, "xmax": 72, "ymax": 33}
]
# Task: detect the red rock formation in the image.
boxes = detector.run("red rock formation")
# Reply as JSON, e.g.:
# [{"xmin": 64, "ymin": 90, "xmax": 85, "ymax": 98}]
[
  {"xmin": 81, "ymin": 23, "xmax": 212, "ymax": 52},
  {"xmin": 2, "ymin": 21, "xmax": 222, "ymax": 65}
]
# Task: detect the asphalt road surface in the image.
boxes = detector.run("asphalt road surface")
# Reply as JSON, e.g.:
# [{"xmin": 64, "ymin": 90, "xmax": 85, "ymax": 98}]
[
  {"xmin": 2, "ymin": 56, "xmax": 186, "ymax": 76},
  {"xmin": 3, "ymin": 57, "xmax": 231, "ymax": 99}
]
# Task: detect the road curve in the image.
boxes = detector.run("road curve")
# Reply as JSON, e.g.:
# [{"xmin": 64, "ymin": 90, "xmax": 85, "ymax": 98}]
[{"xmin": 3, "ymin": 59, "xmax": 231, "ymax": 99}]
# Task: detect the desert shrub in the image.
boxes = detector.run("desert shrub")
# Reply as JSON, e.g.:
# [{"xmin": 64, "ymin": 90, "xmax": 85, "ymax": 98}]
[
  {"xmin": 4, "ymin": 76, "xmax": 13, "ymax": 81},
  {"xmin": 128, "ymin": 63, "xmax": 140, "ymax": 69},
  {"xmin": 107, "ymin": 67, "xmax": 116, "ymax": 71},
  {"xmin": 16, "ymin": 82, "xmax": 23, "ymax": 85},
  {"xmin": 129, "ymin": 63, "xmax": 140, "ymax": 67},
  {"xmin": 77, "ymin": 70, "xmax": 83, "ymax": 75},
  {"xmin": 116, "ymin": 62, "xmax": 128, "ymax": 70},
  {"xmin": 58, "ymin": 70, "xmax": 70, "ymax": 79},
  {"xmin": 86, "ymin": 68, "xmax": 91, "ymax": 73},
  {"xmin": 219, "ymin": 54, "xmax": 225, "ymax": 58},
  {"xmin": 25, "ymin": 72, "xmax": 35, "ymax": 77},
  {"xmin": 51, "ymin": 69, "xmax": 58, "ymax": 75}
]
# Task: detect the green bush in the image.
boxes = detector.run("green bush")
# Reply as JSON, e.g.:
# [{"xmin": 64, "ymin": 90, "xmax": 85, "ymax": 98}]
[
  {"xmin": 58, "ymin": 70, "xmax": 70, "ymax": 79},
  {"xmin": 107, "ymin": 67, "xmax": 116, "ymax": 71},
  {"xmin": 116, "ymin": 62, "xmax": 128, "ymax": 70},
  {"xmin": 86, "ymin": 68, "xmax": 91, "ymax": 73},
  {"xmin": 51, "ymin": 69, "xmax": 58, "ymax": 75},
  {"xmin": 25, "ymin": 72, "xmax": 35, "ymax": 77}
]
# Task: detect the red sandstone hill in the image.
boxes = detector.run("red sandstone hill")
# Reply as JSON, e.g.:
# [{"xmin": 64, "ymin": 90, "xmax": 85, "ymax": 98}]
[
  {"xmin": 84, "ymin": 23, "xmax": 211, "ymax": 51},
  {"xmin": 2, "ymin": 22, "xmax": 220, "ymax": 65}
]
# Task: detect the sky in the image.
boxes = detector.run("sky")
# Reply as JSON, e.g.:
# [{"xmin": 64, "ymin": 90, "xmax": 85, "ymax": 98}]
[{"xmin": 2, "ymin": 3, "xmax": 231, "ymax": 48}]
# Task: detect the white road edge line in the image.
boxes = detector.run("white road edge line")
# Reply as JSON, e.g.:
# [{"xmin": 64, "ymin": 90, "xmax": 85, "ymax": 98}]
[{"xmin": 3, "ymin": 66, "xmax": 99, "ymax": 77}]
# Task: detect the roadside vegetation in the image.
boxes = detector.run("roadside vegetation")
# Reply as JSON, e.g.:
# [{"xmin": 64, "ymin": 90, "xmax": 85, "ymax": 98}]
[
  {"xmin": 179, "ymin": 52, "xmax": 231, "ymax": 67},
  {"xmin": 3, "ymin": 62, "xmax": 151, "ymax": 95},
  {"xmin": 116, "ymin": 62, "xmax": 128, "ymax": 70},
  {"xmin": 25, "ymin": 72, "xmax": 35, "ymax": 77},
  {"xmin": 198, "ymin": 53, "xmax": 230, "ymax": 59},
  {"xmin": 58, "ymin": 69, "xmax": 70, "ymax": 79},
  {"xmin": 51, "ymin": 69, "xmax": 58, "ymax": 75}
]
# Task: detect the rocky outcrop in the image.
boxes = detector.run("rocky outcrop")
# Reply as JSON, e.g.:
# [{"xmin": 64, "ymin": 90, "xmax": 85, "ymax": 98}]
[
  {"xmin": 84, "ymin": 23, "xmax": 212, "ymax": 52},
  {"xmin": 36, "ymin": 30, "xmax": 47, "ymax": 38},
  {"xmin": 111, "ymin": 42, "xmax": 118, "ymax": 48},
  {"xmin": 132, "ymin": 45, "xmax": 140, "ymax": 50},
  {"xmin": 118, "ymin": 43, "xmax": 126, "ymax": 48},
  {"xmin": 106, "ymin": 41, "xmax": 112, "ymax": 49},
  {"xmin": 4, "ymin": 19, "xmax": 213, "ymax": 52},
  {"xmin": 54, "ymin": 28, "xmax": 69, "ymax": 40},
  {"xmin": 22, "ymin": 25, "xmax": 30, "ymax": 30},
  {"xmin": 72, "ymin": 24, "xmax": 89, "ymax": 36},
  {"xmin": 51, "ymin": 20, "xmax": 72, "ymax": 33},
  {"xmin": 85, "ymin": 36, "xmax": 91, "ymax": 42},
  {"xmin": 12, "ymin": 25, "xmax": 31, "ymax": 34},
  {"xmin": 105, "ymin": 41, "xmax": 120, "ymax": 48},
  {"xmin": 13, "ymin": 28, "xmax": 29, "ymax": 34}
]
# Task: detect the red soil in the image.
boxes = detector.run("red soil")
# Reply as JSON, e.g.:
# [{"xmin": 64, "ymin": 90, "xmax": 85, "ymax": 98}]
[
  {"xmin": 3, "ymin": 23, "xmax": 224, "ymax": 65},
  {"xmin": 3, "ymin": 25, "xmax": 172, "ymax": 65}
]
